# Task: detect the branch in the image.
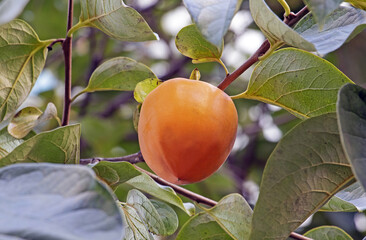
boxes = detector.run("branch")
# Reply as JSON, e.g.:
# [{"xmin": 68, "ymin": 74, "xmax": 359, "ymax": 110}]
[
  {"xmin": 61, "ymin": 0, "xmax": 74, "ymax": 126},
  {"xmin": 217, "ymin": 6, "xmax": 309, "ymax": 91},
  {"xmin": 80, "ymin": 152, "xmax": 144, "ymax": 165}
]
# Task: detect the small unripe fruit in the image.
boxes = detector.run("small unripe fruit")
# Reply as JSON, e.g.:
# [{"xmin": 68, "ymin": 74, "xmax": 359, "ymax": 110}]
[{"xmin": 138, "ymin": 78, "xmax": 238, "ymax": 185}]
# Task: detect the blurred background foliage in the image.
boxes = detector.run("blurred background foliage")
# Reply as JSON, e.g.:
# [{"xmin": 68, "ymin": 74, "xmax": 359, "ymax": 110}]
[{"xmin": 17, "ymin": 0, "xmax": 366, "ymax": 238}]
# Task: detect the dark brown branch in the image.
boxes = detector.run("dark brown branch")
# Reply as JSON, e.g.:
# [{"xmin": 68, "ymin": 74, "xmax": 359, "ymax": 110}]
[
  {"xmin": 80, "ymin": 152, "xmax": 144, "ymax": 165},
  {"xmin": 61, "ymin": 0, "xmax": 74, "ymax": 126},
  {"xmin": 47, "ymin": 38, "xmax": 64, "ymax": 51},
  {"xmin": 217, "ymin": 6, "xmax": 309, "ymax": 91}
]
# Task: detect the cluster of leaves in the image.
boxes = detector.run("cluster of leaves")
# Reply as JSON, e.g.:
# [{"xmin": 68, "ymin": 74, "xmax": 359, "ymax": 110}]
[{"xmin": 0, "ymin": 0, "xmax": 366, "ymax": 239}]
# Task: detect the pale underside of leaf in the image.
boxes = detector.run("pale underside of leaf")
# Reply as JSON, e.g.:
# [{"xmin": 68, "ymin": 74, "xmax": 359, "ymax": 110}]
[
  {"xmin": 249, "ymin": 114, "xmax": 354, "ymax": 240},
  {"xmin": 183, "ymin": 0, "xmax": 237, "ymax": 47},
  {"xmin": 234, "ymin": 48, "xmax": 352, "ymax": 119},
  {"xmin": 78, "ymin": 0, "xmax": 157, "ymax": 42},
  {"xmin": 0, "ymin": 127, "xmax": 23, "ymax": 159},
  {"xmin": 249, "ymin": 0, "xmax": 315, "ymax": 50},
  {"xmin": 0, "ymin": 163, "xmax": 124, "ymax": 240},
  {"xmin": 295, "ymin": 6, "xmax": 366, "ymax": 55},
  {"xmin": 303, "ymin": 0, "xmax": 343, "ymax": 26}
]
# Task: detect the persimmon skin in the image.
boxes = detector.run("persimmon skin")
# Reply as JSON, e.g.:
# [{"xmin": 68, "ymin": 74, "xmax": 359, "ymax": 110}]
[{"xmin": 138, "ymin": 78, "xmax": 238, "ymax": 185}]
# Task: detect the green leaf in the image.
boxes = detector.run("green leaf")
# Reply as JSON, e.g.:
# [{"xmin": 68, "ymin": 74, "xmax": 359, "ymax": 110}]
[
  {"xmin": 7, "ymin": 103, "xmax": 59, "ymax": 139},
  {"xmin": 337, "ymin": 83, "xmax": 366, "ymax": 192},
  {"xmin": 249, "ymin": 0, "xmax": 315, "ymax": 50},
  {"xmin": 134, "ymin": 78, "xmax": 161, "ymax": 103},
  {"xmin": 176, "ymin": 24, "xmax": 223, "ymax": 65},
  {"xmin": 347, "ymin": 0, "xmax": 366, "ymax": 10},
  {"xmin": 126, "ymin": 172, "xmax": 195, "ymax": 216},
  {"xmin": 93, "ymin": 161, "xmax": 141, "ymax": 189},
  {"xmin": 321, "ymin": 182, "xmax": 366, "ymax": 212},
  {"xmin": 304, "ymin": 226, "xmax": 353, "ymax": 240},
  {"xmin": 177, "ymin": 194, "xmax": 252, "ymax": 240},
  {"xmin": 176, "ymin": 213, "xmax": 233, "ymax": 240},
  {"xmin": 0, "ymin": 19, "xmax": 50, "ymax": 121},
  {"xmin": 84, "ymin": 57, "xmax": 157, "ymax": 93},
  {"xmin": 74, "ymin": 0, "xmax": 157, "ymax": 41},
  {"xmin": 294, "ymin": 6, "xmax": 366, "ymax": 55},
  {"xmin": 133, "ymin": 103, "xmax": 141, "ymax": 132},
  {"xmin": 150, "ymin": 200, "xmax": 179, "ymax": 235},
  {"xmin": 0, "ymin": 127, "xmax": 23, "ymax": 159},
  {"xmin": 233, "ymin": 48, "xmax": 353, "ymax": 119},
  {"xmin": 0, "ymin": 0, "xmax": 29, "ymax": 25},
  {"xmin": 126, "ymin": 189, "xmax": 178, "ymax": 236},
  {"xmin": 121, "ymin": 204, "xmax": 154, "ymax": 240},
  {"xmin": 303, "ymin": 0, "xmax": 343, "ymax": 26},
  {"xmin": 249, "ymin": 113, "xmax": 354, "ymax": 240},
  {"xmin": 0, "ymin": 163, "xmax": 124, "ymax": 240},
  {"xmin": 0, "ymin": 124, "xmax": 80, "ymax": 167},
  {"xmin": 182, "ymin": 0, "xmax": 238, "ymax": 47}
]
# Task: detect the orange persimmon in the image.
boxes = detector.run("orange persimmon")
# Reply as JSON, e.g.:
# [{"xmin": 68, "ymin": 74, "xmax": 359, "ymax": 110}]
[{"xmin": 138, "ymin": 78, "xmax": 238, "ymax": 185}]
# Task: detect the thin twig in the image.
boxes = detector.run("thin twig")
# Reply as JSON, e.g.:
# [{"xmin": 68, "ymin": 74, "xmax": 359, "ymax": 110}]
[
  {"xmin": 290, "ymin": 232, "xmax": 313, "ymax": 240},
  {"xmin": 217, "ymin": 6, "xmax": 309, "ymax": 91},
  {"xmin": 47, "ymin": 38, "xmax": 64, "ymax": 51},
  {"xmin": 61, "ymin": 0, "xmax": 74, "ymax": 126},
  {"xmin": 80, "ymin": 152, "xmax": 144, "ymax": 165}
]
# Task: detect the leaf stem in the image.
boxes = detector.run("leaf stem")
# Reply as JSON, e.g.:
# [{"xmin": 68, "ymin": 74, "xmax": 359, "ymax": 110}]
[
  {"xmin": 216, "ymin": 59, "xmax": 229, "ymax": 75},
  {"xmin": 217, "ymin": 6, "xmax": 309, "ymax": 91},
  {"xmin": 67, "ymin": 21, "xmax": 88, "ymax": 37},
  {"xmin": 278, "ymin": 0, "xmax": 291, "ymax": 16},
  {"xmin": 70, "ymin": 90, "xmax": 87, "ymax": 104},
  {"xmin": 47, "ymin": 38, "xmax": 65, "ymax": 51},
  {"xmin": 61, "ymin": 0, "xmax": 74, "ymax": 126}
]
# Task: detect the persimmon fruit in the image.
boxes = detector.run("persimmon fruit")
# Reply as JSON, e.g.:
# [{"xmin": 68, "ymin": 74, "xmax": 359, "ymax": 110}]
[{"xmin": 138, "ymin": 78, "xmax": 238, "ymax": 185}]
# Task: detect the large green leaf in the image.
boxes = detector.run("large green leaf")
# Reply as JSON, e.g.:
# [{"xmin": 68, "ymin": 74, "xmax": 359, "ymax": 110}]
[
  {"xmin": 126, "ymin": 172, "xmax": 195, "ymax": 216},
  {"xmin": 182, "ymin": 0, "xmax": 239, "ymax": 47},
  {"xmin": 93, "ymin": 161, "xmax": 141, "ymax": 189},
  {"xmin": 249, "ymin": 0, "xmax": 315, "ymax": 50},
  {"xmin": 0, "ymin": 124, "xmax": 80, "ymax": 167},
  {"xmin": 177, "ymin": 194, "xmax": 252, "ymax": 240},
  {"xmin": 233, "ymin": 48, "xmax": 352, "ymax": 119},
  {"xmin": 0, "ymin": 0, "xmax": 29, "ymax": 25},
  {"xmin": 294, "ymin": 6, "xmax": 366, "ymax": 55},
  {"xmin": 0, "ymin": 19, "xmax": 50, "ymax": 121},
  {"xmin": 0, "ymin": 127, "xmax": 23, "ymax": 159},
  {"xmin": 0, "ymin": 163, "xmax": 124, "ymax": 240},
  {"xmin": 249, "ymin": 114, "xmax": 354, "ymax": 240},
  {"xmin": 176, "ymin": 213, "xmax": 233, "ymax": 240},
  {"xmin": 304, "ymin": 226, "xmax": 353, "ymax": 240},
  {"xmin": 175, "ymin": 24, "xmax": 223, "ymax": 64},
  {"xmin": 120, "ymin": 204, "xmax": 154, "ymax": 240},
  {"xmin": 337, "ymin": 84, "xmax": 366, "ymax": 192},
  {"xmin": 73, "ymin": 0, "xmax": 157, "ymax": 41},
  {"xmin": 126, "ymin": 189, "xmax": 178, "ymax": 236},
  {"xmin": 303, "ymin": 0, "xmax": 343, "ymax": 26},
  {"xmin": 321, "ymin": 182, "xmax": 366, "ymax": 212},
  {"xmin": 83, "ymin": 57, "xmax": 157, "ymax": 93}
]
